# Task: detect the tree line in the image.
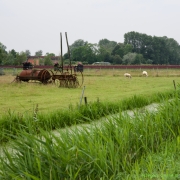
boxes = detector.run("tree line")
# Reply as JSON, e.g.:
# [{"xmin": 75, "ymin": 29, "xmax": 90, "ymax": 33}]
[{"xmin": 1, "ymin": 31, "xmax": 180, "ymax": 66}]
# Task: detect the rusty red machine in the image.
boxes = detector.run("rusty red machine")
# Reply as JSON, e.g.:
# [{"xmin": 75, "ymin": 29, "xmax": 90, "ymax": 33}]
[{"xmin": 13, "ymin": 32, "xmax": 84, "ymax": 88}]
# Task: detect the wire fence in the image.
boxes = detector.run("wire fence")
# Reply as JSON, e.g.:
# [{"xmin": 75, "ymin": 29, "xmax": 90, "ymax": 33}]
[{"xmin": 1, "ymin": 66, "xmax": 180, "ymax": 77}]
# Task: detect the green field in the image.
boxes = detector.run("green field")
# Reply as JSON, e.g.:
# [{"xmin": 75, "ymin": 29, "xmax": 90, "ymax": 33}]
[
  {"xmin": 0, "ymin": 68, "xmax": 179, "ymax": 115},
  {"xmin": 1, "ymin": 68, "xmax": 180, "ymax": 179}
]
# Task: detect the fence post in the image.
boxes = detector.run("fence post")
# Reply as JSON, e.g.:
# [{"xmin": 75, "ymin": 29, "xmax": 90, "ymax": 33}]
[
  {"xmin": 84, "ymin": 97, "xmax": 87, "ymax": 105},
  {"xmin": 79, "ymin": 86, "xmax": 85, "ymax": 108},
  {"xmin": 173, "ymin": 80, "xmax": 176, "ymax": 90}
]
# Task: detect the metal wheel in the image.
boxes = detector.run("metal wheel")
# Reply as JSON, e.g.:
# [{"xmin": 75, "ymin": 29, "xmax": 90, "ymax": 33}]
[
  {"xmin": 76, "ymin": 72, "xmax": 83, "ymax": 87},
  {"xmin": 54, "ymin": 79, "xmax": 60, "ymax": 87},
  {"xmin": 12, "ymin": 76, "xmax": 22, "ymax": 83},
  {"xmin": 59, "ymin": 79, "xmax": 66, "ymax": 87},
  {"xmin": 71, "ymin": 75, "xmax": 79, "ymax": 88}
]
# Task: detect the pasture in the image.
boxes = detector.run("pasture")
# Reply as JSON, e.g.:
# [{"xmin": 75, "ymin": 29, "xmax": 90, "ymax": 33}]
[
  {"xmin": 0, "ymin": 68, "xmax": 179, "ymax": 115},
  {"xmin": 1, "ymin": 68, "xmax": 180, "ymax": 179}
]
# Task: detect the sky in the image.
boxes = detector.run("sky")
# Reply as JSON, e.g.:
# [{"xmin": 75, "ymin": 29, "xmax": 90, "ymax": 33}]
[{"xmin": 1, "ymin": 0, "xmax": 180, "ymax": 56}]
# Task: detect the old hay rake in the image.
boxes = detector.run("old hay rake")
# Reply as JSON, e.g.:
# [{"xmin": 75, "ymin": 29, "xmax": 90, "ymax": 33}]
[{"xmin": 12, "ymin": 32, "xmax": 84, "ymax": 88}]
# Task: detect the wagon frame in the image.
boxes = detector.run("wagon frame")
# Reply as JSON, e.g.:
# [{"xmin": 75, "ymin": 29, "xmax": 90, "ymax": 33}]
[{"xmin": 12, "ymin": 32, "xmax": 84, "ymax": 88}]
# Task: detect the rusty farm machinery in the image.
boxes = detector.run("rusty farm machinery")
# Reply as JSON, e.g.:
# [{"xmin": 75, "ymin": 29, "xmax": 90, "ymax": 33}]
[{"xmin": 13, "ymin": 32, "xmax": 84, "ymax": 88}]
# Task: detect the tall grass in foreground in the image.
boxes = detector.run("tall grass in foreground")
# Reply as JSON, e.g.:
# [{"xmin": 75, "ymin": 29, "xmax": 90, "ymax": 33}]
[
  {"xmin": 0, "ymin": 90, "xmax": 175, "ymax": 143},
  {"xmin": 1, "ymin": 92, "xmax": 180, "ymax": 179}
]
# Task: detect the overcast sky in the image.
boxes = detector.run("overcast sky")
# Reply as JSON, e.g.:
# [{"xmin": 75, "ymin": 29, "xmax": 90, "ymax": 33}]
[{"xmin": 1, "ymin": 0, "xmax": 180, "ymax": 56}]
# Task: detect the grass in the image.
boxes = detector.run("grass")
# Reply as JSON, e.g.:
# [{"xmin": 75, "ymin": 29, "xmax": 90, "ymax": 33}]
[
  {"xmin": 1, "ymin": 93, "xmax": 180, "ymax": 179},
  {"xmin": 0, "ymin": 85, "xmax": 175, "ymax": 143},
  {"xmin": 0, "ymin": 68, "xmax": 178, "ymax": 115},
  {"xmin": 0, "ymin": 68, "xmax": 180, "ymax": 178}
]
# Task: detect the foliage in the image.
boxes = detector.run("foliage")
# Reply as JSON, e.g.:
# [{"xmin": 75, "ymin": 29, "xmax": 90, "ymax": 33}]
[
  {"xmin": 2, "ymin": 31, "xmax": 180, "ymax": 65},
  {"xmin": 0, "ymin": 43, "xmax": 7, "ymax": 65},
  {"xmin": 0, "ymin": 89, "xmax": 175, "ymax": 143},
  {"xmin": 63, "ymin": 52, "xmax": 69, "ymax": 60},
  {"xmin": 133, "ymin": 53, "xmax": 144, "ymax": 64},
  {"xmin": 15, "ymin": 52, "xmax": 27, "ymax": 65},
  {"xmin": 111, "ymin": 54, "xmax": 122, "ymax": 64},
  {"xmin": 25, "ymin": 50, "xmax": 31, "ymax": 57},
  {"xmin": 45, "ymin": 52, "xmax": 55, "ymax": 57},
  {"xmin": 70, "ymin": 39, "xmax": 88, "ymax": 52},
  {"xmin": 124, "ymin": 31, "xmax": 180, "ymax": 65},
  {"xmin": 97, "ymin": 46, "xmax": 111, "ymax": 63},
  {"xmin": 71, "ymin": 43, "xmax": 98, "ymax": 64},
  {"xmin": 98, "ymin": 39, "xmax": 117, "ymax": 53},
  {"xmin": 111, "ymin": 43, "xmax": 124, "ymax": 57},
  {"xmin": 3, "ymin": 50, "xmax": 27, "ymax": 65},
  {"xmin": 35, "ymin": 50, "xmax": 43, "ymax": 56},
  {"xmin": 44, "ymin": 53, "xmax": 54, "ymax": 65},
  {"xmin": 1, "ymin": 91, "xmax": 180, "ymax": 179},
  {"xmin": 122, "ymin": 52, "xmax": 137, "ymax": 64}
]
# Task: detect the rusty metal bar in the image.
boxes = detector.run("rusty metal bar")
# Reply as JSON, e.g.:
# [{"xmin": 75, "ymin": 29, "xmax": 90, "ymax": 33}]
[
  {"xmin": 60, "ymin": 32, "xmax": 63, "ymax": 73},
  {"xmin": 65, "ymin": 32, "xmax": 72, "ymax": 74}
]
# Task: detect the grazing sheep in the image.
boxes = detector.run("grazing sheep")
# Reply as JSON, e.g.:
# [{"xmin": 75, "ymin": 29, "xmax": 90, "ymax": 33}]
[
  {"xmin": 142, "ymin": 71, "xmax": 148, "ymax": 77},
  {"xmin": 124, "ymin": 73, "xmax": 132, "ymax": 78}
]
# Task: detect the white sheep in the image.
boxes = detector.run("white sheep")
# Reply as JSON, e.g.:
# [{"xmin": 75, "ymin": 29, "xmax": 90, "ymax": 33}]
[
  {"xmin": 124, "ymin": 73, "xmax": 132, "ymax": 78},
  {"xmin": 142, "ymin": 71, "xmax": 148, "ymax": 77}
]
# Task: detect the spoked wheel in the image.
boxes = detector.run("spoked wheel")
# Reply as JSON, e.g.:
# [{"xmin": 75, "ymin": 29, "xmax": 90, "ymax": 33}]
[
  {"xmin": 74, "ymin": 78, "xmax": 79, "ymax": 88},
  {"xmin": 28, "ymin": 80, "xmax": 39, "ymax": 83},
  {"xmin": 11, "ymin": 76, "xmax": 22, "ymax": 83},
  {"xmin": 68, "ymin": 79, "xmax": 73, "ymax": 88},
  {"xmin": 59, "ymin": 79, "xmax": 67, "ymax": 87},
  {"xmin": 75, "ymin": 72, "xmax": 83, "ymax": 87},
  {"xmin": 71, "ymin": 75, "xmax": 79, "ymax": 88},
  {"xmin": 54, "ymin": 79, "xmax": 60, "ymax": 87}
]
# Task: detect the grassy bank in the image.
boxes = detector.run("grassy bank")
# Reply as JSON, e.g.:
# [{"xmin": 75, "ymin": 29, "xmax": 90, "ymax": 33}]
[
  {"xmin": 0, "ymin": 91, "xmax": 180, "ymax": 179},
  {"xmin": 0, "ymin": 88, "xmax": 175, "ymax": 144}
]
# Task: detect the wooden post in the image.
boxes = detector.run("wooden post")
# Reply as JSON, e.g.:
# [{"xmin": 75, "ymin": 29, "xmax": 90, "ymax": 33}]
[
  {"xmin": 84, "ymin": 97, "xmax": 87, "ymax": 105},
  {"xmin": 173, "ymin": 80, "xmax": 176, "ymax": 90}
]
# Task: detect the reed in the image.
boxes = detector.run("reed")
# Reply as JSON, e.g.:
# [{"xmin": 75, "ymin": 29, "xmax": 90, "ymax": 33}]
[
  {"xmin": 1, "ymin": 92, "xmax": 180, "ymax": 179},
  {"xmin": 0, "ymin": 89, "xmax": 174, "ymax": 144}
]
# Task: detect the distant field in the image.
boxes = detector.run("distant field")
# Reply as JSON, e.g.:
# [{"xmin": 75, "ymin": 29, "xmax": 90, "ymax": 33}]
[{"xmin": 0, "ymin": 68, "xmax": 179, "ymax": 115}]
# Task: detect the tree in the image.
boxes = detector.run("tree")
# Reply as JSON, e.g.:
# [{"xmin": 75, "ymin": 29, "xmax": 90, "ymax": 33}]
[
  {"xmin": 98, "ymin": 39, "xmax": 117, "ymax": 53},
  {"xmin": 0, "ymin": 42, "xmax": 7, "ymax": 65},
  {"xmin": 111, "ymin": 43, "xmax": 124, "ymax": 57},
  {"xmin": 97, "ymin": 46, "xmax": 111, "ymax": 63},
  {"xmin": 111, "ymin": 55, "xmax": 122, "ymax": 64},
  {"xmin": 63, "ymin": 53, "xmax": 69, "ymax": 60},
  {"xmin": 163, "ymin": 37, "xmax": 180, "ymax": 64},
  {"xmin": 39, "ymin": 58, "xmax": 44, "ymax": 65},
  {"xmin": 151, "ymin": 36, "xmax": 169, "ymax": 64},
  {"xmin": 124, "ymin": 31, "xmax": 177, "ymax": 64},
  {"xmin": 122, "ymin": 52, "xmax": 137, "ymax": 65},
  {"xmin": 15, "ymin": 52, "xmax": 27, "ymax": 65},
  {"xmin": 25, "ymin": 50, "xmax": 31, "ymax": 57},
  {"xmin": 35, "ymin": 50, "xmax": 43, "ymax": 56},
  {"xmin": 112, "ymin": 43, "xmax": 133, "ymax": 59},
  {"xmin": 44, "ymin": 53, "xmax": 53, "ymax": 65},
  {"xmin": 4, "ymin": 49, "xmax": 17, "ymax": 65},
  {"xmin": 71, "ymin": 43, "xmax": 98, "ymax": 64},
  {"xmin": 133, "ymin": 54, "xmax": 144, "ymax": 65},
  {"xmin": 70, "ymin": 39, "xmax": 88, "ymax": 52},
  {"xmin": 4, "ymin": 53, "xmax": 14, "ymax": 65},
  {"xmin": 45, "ymin": 52, "xmax": 55, "ymax": 57},
  {"xmin": 10, "ymin": 49, "xmax": 17, "ymax": 58},
  {"xmin": 123, "ymin": 44, "xmax": 133, "ymax": 55}
]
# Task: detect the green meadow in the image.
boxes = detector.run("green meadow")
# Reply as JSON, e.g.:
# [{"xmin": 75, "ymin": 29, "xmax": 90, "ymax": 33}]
[
  {"xmin": 0, "ymin": 68, "xmax": 180, "ymax": 179},
  {"xmin": 0, "ymin": 68, "xmax": 178, "ymax": 115}
]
